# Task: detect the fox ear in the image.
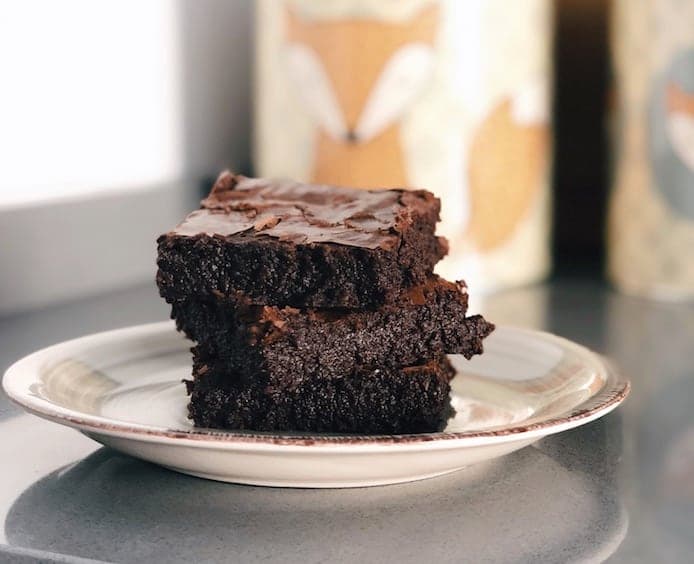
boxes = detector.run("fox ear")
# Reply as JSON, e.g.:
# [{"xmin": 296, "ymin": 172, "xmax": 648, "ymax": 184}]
[
  {"xmin": 285, "ymin": 2, "xmax": 305, "ymax": 41},
  {"xmin": 412, "ymin": 2, "xmax": 440, "ymax": 42}
]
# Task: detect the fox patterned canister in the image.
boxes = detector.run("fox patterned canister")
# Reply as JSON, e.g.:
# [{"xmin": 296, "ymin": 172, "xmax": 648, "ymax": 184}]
[
  {"xmin": 609, "ymin": 0, "xmax": 694, "ymax": 299},
  {"xmin": 255, "ymin": 0, "xmax": 553, "ymax": 292}
]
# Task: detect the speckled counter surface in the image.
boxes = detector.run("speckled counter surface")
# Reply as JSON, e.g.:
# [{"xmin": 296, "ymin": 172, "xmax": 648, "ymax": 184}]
[{"xmin": 0, "ymin": 275, "xmax": 692, "ymax": 563}]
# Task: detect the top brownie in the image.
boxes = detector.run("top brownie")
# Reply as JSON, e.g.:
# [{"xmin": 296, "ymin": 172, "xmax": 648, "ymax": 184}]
[{"xmin": 157, "ymin": 171, "xmax": 447, "ymax": 308}]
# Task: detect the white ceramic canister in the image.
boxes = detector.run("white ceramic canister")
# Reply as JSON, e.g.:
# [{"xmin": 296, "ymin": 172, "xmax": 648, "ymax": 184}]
[
  {"xmin": 609, "ymin": 0, "xmax": 694, "ymax": 300},
  {"xmin": 255, "ymin": 0, "xmax": 553, "ymax": 292}
]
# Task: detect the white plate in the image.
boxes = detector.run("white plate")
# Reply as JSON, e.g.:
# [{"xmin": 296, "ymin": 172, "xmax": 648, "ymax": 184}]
[{"xmin": 2, "ymin": 322, "xmax": 629, "ymax": 488}]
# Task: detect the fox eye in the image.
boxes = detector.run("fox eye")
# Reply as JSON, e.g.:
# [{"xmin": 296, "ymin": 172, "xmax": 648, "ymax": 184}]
[
  {"xmin": 355, "ymin": 43, "xmax": 434, "ymax": 142},
  {"xmin": 285, "ymin": 43, "xmax": 346, "ymax": 141}
]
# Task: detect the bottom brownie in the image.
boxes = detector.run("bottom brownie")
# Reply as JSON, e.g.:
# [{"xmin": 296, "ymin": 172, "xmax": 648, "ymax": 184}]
[{"xmin": 186, "ymin": 356, "xmax": 456, "ymax": 434}]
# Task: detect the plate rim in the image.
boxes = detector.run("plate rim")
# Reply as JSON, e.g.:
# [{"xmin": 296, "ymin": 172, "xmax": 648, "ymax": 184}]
[{"xmin": 2, "ymin": 322, "xmax": 630, "ymax": 452}]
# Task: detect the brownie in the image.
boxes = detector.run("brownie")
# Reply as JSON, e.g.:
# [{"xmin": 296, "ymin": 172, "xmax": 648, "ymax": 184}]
[
  {"xmin": 157, "ymin": 171, "xmax": 447, "ymax": 309},
  {"xmin": 172, "ymin": 278, "xmax": 494, "ymax": 383},
  {"xmin": 186, "ymin": 354, "xmax": 456, "ymax": 434},
  {"xmin": 156, "ymin": 170, "xmax": 496, "ymax": 435}
]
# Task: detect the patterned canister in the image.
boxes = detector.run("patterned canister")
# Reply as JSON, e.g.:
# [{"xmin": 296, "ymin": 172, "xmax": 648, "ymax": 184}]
[
  {"xmin": 609, "ymin": 0, "xmax": 694, "ymax": 299},
  {"xmin": 255, "ymin": 0, "xmax": 553, "ymax": 291}
]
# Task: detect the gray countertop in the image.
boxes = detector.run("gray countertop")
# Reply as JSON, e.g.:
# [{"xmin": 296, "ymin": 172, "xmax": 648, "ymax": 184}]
[{"xmin": 1, "ymin": 275, "xmax": 692, "ymax": 563}]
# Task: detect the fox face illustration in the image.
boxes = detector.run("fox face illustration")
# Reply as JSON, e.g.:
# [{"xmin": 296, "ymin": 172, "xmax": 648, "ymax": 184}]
[
  {"xmin": 465, "ymin": 84, "xmax": 549, "ymax": 251},
  {"xmin": 650, "ymin": 48, "xmax": 694, "ymax": 220},
  {"xmin": 284, "ymin": 4, "xmax": 439, "ymax": 188}
]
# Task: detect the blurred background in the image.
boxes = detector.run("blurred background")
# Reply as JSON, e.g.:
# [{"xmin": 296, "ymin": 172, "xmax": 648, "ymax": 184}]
[
  {"xmin": 1, "ymin": 0, "xmax": 693, "ymax": 311},
  {"xmin": 0, "ymin": 0, "xmax": 613, "ymax": 315}
]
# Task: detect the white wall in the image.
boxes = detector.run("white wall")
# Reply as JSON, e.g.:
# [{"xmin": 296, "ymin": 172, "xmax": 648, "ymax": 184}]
[{"xmin": 0, "ymin": 0, "xmax": 253, "ymax": 313}]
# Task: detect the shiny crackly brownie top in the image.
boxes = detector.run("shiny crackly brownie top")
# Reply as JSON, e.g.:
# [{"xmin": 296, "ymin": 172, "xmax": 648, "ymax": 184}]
[{"xmin": 172, "ymin": 171, "xmax": 440, "ymax": 250}]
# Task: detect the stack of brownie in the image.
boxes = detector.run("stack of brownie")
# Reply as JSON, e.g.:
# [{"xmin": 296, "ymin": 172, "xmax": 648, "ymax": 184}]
[{"xmin": 156, "ymin": 172, "xmax": 494, "ymax": 434}]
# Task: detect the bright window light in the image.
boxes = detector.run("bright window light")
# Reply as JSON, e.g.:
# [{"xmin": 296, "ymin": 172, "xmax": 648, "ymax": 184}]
[{"xmin": 0, "ymin": 0, "xmax": 183, "ymax": 208}]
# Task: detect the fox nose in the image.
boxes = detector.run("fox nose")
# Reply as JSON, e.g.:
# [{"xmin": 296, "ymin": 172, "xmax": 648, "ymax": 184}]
[{"xmin": 344, "ymin": 130, "xmax": 359, "ymax": 144}]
